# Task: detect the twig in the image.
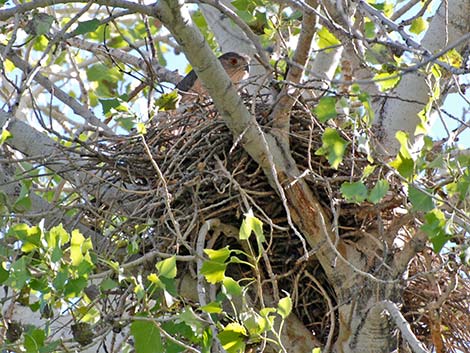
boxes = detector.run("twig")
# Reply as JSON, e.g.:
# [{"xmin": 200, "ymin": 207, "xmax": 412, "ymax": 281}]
[{"xmin": 140, "ymin": 134, "xmax": 189, "ymax": 252}]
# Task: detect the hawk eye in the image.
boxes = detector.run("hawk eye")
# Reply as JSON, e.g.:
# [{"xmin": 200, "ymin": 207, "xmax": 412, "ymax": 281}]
[{"xmin": 231, "ymin": 58, "xmax": 238, "ymax": 65}]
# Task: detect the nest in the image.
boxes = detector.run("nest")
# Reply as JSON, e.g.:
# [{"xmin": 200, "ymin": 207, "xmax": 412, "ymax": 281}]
[
  {"xmin": 403, "ymin": 252, "xmax": 470, "ymax": 353},
  {"xmin": 58, "ymin": 96, "xmax": 469, "ymax": 350}
]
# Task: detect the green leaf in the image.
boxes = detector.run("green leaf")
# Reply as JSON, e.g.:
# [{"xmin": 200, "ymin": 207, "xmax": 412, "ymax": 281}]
[
  {"xmin": 70, "ymin": 229, "xmax": 85, "ymax": 266},
  {"xmin": 200, "ymin": 260, "xmax": 227, "ymax": 284},
  {"xmin": 161, "ymin": 322, "xmax": 195, "ymax": 353},
  {"xmin": 231, "ymin": 0, "xmax": 256, "ymax": 12},
  {"xmin": 340, "ymin": 181, "xmax": 368, "ymax": 203},
  {"xmin": 390, "ymin": 131, "xmax": 414, "ymax": 179},
  {"xmin": 364, "ymin": 21, "xmax": 376, "ymax": 38},
  {"xmin": 201, "ymin": 301, "xmax": 223, "ymax": 314},
  {"xmin": 204, "ymin": 247, "xmax": 231, "ymax": 262},
  {"xmin": 409, "ymin": 186, "xmax": 434, "ymax": 212},
  {"xmin": 409, "ymin": 17, "xmax": 428, "ymax": 35},
  {"xmin": 361, "ymin": 165, "xmax": 376, "ymax": 179},
  {"xmin": 243, "ymin": 310, "xmax": 267, "ymax": 336},
  {"xmin": 14, "ymin": 181, "xmax": 32, "ymax": 212},
  {"xmin": 0, "ymin": 128, "xmax": 12, "ymax": 146},
  {"xmin": 136, "ymin": 122, "xmax": 147, "ymax": 135},
  {"xmin": 374, "ymin": 72, "xmax": 400, "ymax": 91},
  {"xmin": 25, "ymin": 13, "xmax": 54, "ymax": 36},
  {"xmin": 277, "ymin": 296, "xmax": 292, "ymax": 319},
  {"xmin": 156, "ymin": 91, "xmax": 179, "ymax": 111},
  {"xmin": 440, "ymin": 48, "xmax": 463, "ymax": 68},
  {"xmin": 223, "ymin": 276, "xmax": 242, "ymax": 297},
  {"xmin": 368, "ymin": 180, "xmax": 390, "ymax": 204},
  {"xmin": 10, "ymin": 224, "xmax": 41, "ymax": 252},
  {"xmin": 20, "ymin": 226, "xmax": 42, "ymax": 253},
  {"xmin": 131, "ymin": 318, "xmax": 163, "ymax": 353},
  {"xmin": 46, "ymin": 224, "xmax": 70, "ymax": 248},
  {"xmin": 100, "ymin": 278, "xmax": 118, "ymax": 291},
  {"xmin": 316, "ymin": 26, "xmax": 340, "ymax": 50},
  {"xmin": 314, "ymin": 96, "xmax": 337, "ymax": 123},
  {"xmin": 179, "ymin": 307, "xmax": 205, "ymax": 333},
  {"xmin": 0, "ymin": 263, "xmax": 9, "ymax": 284},
  {"xmin": 39, "ymin": 340, "xmax": 61, "ymax": 353},
  {"xmin": 239, "ymin": 211, "xmax": 264, "ymax": 242},
  {"xmin": 86, "ymin": 64, "xmax": 117, "ymax": 82},
  {"xmin": 390, "ymin": 153, "xmax": 414, "ymax": 180},
  {"xmin": 99, "ymin": 98, "xmax": 121, "ymax": 115},
  {"xmin": 218, "ymin": 323, "xmax": 247, "ymax": 353},
  {"xmin": 8, "ymin": 257, "xmax": 30, "ymax": 289},
  {"xmin": 156, "ymin": 256, "xmax": 177, "ymax": 279},
  {"xmin": 53, "ymin": 269, "xmax": 68, "ymax": 291},
  {"xmin": 421, "ymin": 209, "xmax": 451, "ymax": 253},
  {"xmin": 24, "ymin": 328, "xmax": 45, "ymax": 353},
  {"xmin": 86, "ymin": 64, "xmax": 123, "ymax": 97},
  {"xmin": 64, "ymin": 277, "xmax": 88, "ymax": 297},
  {"xmin": 395, "ymin": 131, "xmax": 412, "ymax": 159},
  {"xmin": 73, "ymin": 19, "xmax": 101, "ymax": 35},
  {"xmin": 315, "ymin": 128, "xmax": 349, "ymax": 169}
]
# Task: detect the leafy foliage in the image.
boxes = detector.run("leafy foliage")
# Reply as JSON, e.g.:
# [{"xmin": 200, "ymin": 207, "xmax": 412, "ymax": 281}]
[{"xmin": 0, "ymin": 0, "xmax": 469, "ymax": 352}]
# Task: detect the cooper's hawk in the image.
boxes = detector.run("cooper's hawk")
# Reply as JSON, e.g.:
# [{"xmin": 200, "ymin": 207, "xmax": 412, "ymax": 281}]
[{"xmin": 176, "ymin": 52, "xmax": 250, "ymax": 102}]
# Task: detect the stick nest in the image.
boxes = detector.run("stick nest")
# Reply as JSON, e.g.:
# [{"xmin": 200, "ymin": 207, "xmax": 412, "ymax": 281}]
[{"xmin": 63, "ymin": 96, "xmax": 469, "ymax": 351}]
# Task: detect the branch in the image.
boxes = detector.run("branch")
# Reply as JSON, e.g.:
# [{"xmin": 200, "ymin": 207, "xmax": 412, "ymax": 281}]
[
  {"xmin": 271, "ymin": 0, "xmax": 317, "ymax": 139},
  {"xmin": 393, "ymin": 230, "xmax": 428, "ymax": 276},
  {"xmin": 3, "ymin": 47, "xmax": 114, "ymax": 134},
  {"xmin": 0, "ymin": 111, "xmax": 140, "ymax": 218},
  {"xmin": 199, "ymin": 0, "xmax": 269, "ymax": 65},
  {"xmin": 0, "ymin": 0, "xmax": 154, "ymax": 21},
  {"xmin": 357, "ymin": 0, "xmax": 426, "ymax": 54},
  {"xmin": 198, "ymin": 0, "xmax": 272, "ymax": 94},
  {"xmin": 154, "ymin": 0, "xmax": 271, "ymax": 174},
  {"xmin": 377, "ymin": 300, "xmax": 430, "ymax": 353},
  {"xmin": 390, "ymin": 0, "xmax": 421, "ymax": 21},
  {"xmin": 66, "ymin": 38, "xmax": 182, "ymax": 85},
  {"xmin": 0, "ymin": 159, "xmax": 103, "ymax": 246}
]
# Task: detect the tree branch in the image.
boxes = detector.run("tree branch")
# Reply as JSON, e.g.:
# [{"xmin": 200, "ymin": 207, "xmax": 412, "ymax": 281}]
[
  {"xmin": 372, "ymin": 0, "xmax": 470, "ymax": 156},
  {"xmin": 0, "ymin": 158, "xmax": 103, "ymax": 245},
  {"xmin": 66, "ymin": 37, "xmax": 182, "ymax": 85},
  {"xmin": 271, "ymin": 0, "xmax": 317, "ymax": 140},
  {"xmin": 0, "ymin": 111, "xmax": 140, "ymax": 218},
  {"xmin": 3, "ymin": 47, "xmax": 114, "ymax": 134},
  {"xmin": 377, "ymin": 300, "xmax": 430, "ymax": 353},
  {"xmin": 0, "ymin": 0, "xmax": 154, "ymax": 21}
]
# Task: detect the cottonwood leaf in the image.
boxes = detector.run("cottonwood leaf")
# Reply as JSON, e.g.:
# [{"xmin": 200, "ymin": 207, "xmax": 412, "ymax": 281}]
[
  {"xmin": 341, "ymin": 181, "xmax": 368, "ymax": 203},
  {"xmin": 315, "ymin": 128, "xmax": 349, "ymax": 169}
]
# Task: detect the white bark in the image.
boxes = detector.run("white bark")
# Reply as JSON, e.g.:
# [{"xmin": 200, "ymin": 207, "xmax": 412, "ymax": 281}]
[
  {"xmin": 200, "ymin": 1, "xmax": 256, "ymax": 55},
  {"xmin": 372, "ymin": 0, "xmax": 470, "ymax": 157},
  {"xmin": 305, "ymin": 47, "xmax": 343, "ymax": 99}
]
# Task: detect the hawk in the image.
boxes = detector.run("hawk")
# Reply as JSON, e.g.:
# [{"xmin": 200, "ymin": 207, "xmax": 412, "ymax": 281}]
[{"xmin": 176, "ymin": 52, "xmax": 250, "ymax": 102}]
